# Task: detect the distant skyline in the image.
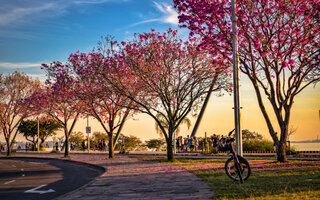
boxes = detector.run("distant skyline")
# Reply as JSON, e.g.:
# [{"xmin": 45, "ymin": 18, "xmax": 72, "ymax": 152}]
[{"xmin": 0, "ymin": 0, "xmax": 319, "ymax": 142}]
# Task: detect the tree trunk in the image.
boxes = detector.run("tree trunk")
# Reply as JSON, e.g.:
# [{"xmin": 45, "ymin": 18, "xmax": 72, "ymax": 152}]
[
  {"xmin": 64, "ymin": 128, "xmax": 69, "ymax": 157},
  {"xmin": 5, "ymin": 138, "xmax": 11, "ymax": 156},
  {"xmin": 276, "ymin": 119, "xmax": 290, "ymax": 162},
  {"xmin": 65, "ymin": 136, "xmax": 69, "ymax": 157},
  {"xmin": 32, "ymin": 138, "xmax": 36, "ymax": 151},
  {"xmin": 276, "ymin": 141, "xmax": 287, "ymax": 162},
  {"xmin": 244, "ymin": 75, "xmax": 287, "ymax": 162},
  {"xmin": 64, "ymin": 114, "xmax": 79, "ymax": 157},
  {"xmin": 108, "ymin": 134, "xmax": 115, "ymax": 159},
  {"xmin": 166, "ymin": 137, "xmax": 174, "ymax": 161}
]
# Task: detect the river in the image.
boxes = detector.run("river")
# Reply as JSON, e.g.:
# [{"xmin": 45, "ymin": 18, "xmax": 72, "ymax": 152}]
[{"xmin": 290, "ymin": 142, "xmax": 320, "ymax": 151}]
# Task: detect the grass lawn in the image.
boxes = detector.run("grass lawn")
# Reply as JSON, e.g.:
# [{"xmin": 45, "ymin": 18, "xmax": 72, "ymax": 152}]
[{"xmin": 137, "ymin": 157, "xmax": 320, "ymax": 200}]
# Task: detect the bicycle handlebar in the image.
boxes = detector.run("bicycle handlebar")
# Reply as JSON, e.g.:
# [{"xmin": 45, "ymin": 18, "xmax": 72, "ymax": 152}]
[{"xmin": 228, "ymin": 129, "xmax": 235, "ymax": 137}]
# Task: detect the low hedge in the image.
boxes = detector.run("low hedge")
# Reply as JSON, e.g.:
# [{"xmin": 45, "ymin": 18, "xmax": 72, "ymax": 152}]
[{"xmin": 243, "ymin": 139, "xmax": 274, "ymax": 152}]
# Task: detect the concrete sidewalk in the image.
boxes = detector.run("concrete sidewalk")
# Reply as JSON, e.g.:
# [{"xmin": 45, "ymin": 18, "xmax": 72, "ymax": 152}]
[{"xmin": 7, "ymin": 153, "xmax": 213, "ymax": 200}]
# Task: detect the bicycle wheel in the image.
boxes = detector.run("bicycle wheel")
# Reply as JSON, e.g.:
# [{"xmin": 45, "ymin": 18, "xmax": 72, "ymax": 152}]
[{"xmin": 225, "ymin": 155, "xmax": 251, "ymax": 182}]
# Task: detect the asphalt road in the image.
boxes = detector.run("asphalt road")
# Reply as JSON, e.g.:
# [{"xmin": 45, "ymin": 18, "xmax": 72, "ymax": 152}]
[{"xmin": 0, "ymin": 157, "xmax": 104, "ymax": 200}]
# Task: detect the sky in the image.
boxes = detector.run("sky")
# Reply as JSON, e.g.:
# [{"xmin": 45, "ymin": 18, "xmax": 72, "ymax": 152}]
[{"xmin": 0, "ymin": 0, "xmax": 319, "ymax": 143}]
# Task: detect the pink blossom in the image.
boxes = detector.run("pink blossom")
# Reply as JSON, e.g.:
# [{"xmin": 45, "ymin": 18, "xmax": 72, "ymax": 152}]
[{"xmin": 282, "ymin": 61, "xmax": 288, "ymax": 68}]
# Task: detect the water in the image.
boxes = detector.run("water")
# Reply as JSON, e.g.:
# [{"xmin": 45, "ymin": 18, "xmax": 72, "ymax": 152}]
[{"xmin": 290, "ymin": 142, "xmax": 320, "ymax": 151}]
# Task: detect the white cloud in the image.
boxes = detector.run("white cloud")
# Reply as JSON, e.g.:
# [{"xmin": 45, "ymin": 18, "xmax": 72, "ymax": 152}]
[
  {"xmin": 28, "ymin": 73, "xmax": 47, "ymax": 82},
  {"xmin": 153, "ymin": 2, "xmax": 178, "ymax": 25},
  {"xmin": 0, "ymin": 0, "xmax": 131, "ymax": 27},
  {"xmin": 130, "ymin": 1, "xmax": 178, "ymax": 27},
  {"xmin": 129, "ymin": 19, "xmax": 160, "ymax": 27},
  {"xmin": 0, "ymin": 62, "xmax": 47, "ymax": 82},
  {"xmin": 0, "ymin": 3, "xmax": 56, "ymax": 26},
  {"xmin": 0, "ymin": 62, "xmax": 42, "ymax": 69},
  {"xmin": 72, "ymin": 0, "xmax": 125, "ymax": 4}
]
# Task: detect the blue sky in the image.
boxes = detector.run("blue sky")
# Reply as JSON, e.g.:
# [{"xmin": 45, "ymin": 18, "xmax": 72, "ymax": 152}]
[{"xmin": 0, "ymin": 0, "xmax": 182, "ymax": 79}]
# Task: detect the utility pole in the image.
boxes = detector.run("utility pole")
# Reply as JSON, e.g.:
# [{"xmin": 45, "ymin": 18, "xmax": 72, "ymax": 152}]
[{"xmin": 231, "ymin": 0, "xmax": 242, "ymax": 156}]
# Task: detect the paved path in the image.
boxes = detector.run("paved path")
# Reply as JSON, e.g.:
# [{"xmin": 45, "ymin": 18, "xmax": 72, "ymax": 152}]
[{"xmin": 4, "ymin": 153, "xmax": 213, "ymax": 200}]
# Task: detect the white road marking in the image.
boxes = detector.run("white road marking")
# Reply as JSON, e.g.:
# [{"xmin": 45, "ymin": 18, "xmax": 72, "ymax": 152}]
[
  {"xmin": 24, "ymin": 184, "xmax": 55, "ymax": 194},
  {"xmin": 4, "ymin": 180, "xmax": 15, "ymax": 185}
]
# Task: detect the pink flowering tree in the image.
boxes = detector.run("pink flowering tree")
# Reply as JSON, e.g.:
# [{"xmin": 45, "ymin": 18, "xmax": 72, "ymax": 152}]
[
  {"xmin": 37, "ymin": 63, "xmax": 83, "ymax": 157},
  {"xmin": 110, "ymin": 29, "xmax": 231, "ymax": 161},
  {"xmin": 67, "ymin": 46, "xmax": 133, "ymax": 159},
  {"xmin": 174, "ymin": 0, "xmax": 320, "ymax": 162},
  {"xmin": 0, "ymin": 72, "xmax": 40, "ymax": 156}
]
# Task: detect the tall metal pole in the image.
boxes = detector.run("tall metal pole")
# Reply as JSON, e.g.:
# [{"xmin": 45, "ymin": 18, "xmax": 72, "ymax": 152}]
[
  {"xmin": 231, "ymin": 0, "xmax": 242, "ymax": 156},
  {"xmin": 37, "ymin": 117, "xmax": 40, "ymax": 152},
  {"xmin": 87, "ymin": 117, "xmax": 90, "ymax": 153}
]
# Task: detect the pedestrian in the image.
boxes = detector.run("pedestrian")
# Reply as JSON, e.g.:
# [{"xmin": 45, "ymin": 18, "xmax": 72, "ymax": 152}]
[
  {"xmin": 212, "ymin": 134, "xmax": 218, "ymax": 153},
  {"xmin": 179, "ymin": 137, "xmax": 183, "ymax": 152},
  {"xmin": 194, "ymin": 136, "xmax": 199, "ymax": 152},
  {"xmin": 55, "ymin": 142, "xmax": 59, "ymax": 151},
  {"xmin": 82, "ymin": 141, "xmax": 86, "ymax": 151},
  {"xmin": 185, "ymin": 135, "xmax": 190, "ymax": 151},
  {"xmin": 60, "ymin": 142, "xmax": 64, "ymax": 151},
  {"xmin": 176, "ymin": 138, "xmax": 180, "ymax": 152},
  {"xmin": 92, "ymin": 141, "xmax": 95, "ymax": 151},
  {"xmin": 102, "ymin": 139, "xmax": 106, "ymax": 151},
  {"xmin": 190, "ymin": 136, "xmax": 194, "ymax": 152}
]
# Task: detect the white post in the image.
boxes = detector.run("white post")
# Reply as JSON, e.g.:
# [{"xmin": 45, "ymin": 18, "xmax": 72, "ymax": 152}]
[{"xmin": 231, "ymin": 0, "xmax": 242, "ymax": 156}]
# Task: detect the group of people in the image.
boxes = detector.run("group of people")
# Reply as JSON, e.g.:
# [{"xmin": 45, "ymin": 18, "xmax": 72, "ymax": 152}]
[
  {"xmin": 176, "ymin": 135, "xmax": 199, "ymax": 152},
  {"xmin": 91, "ymin": 139, "xmax": 107, "ymax": 151},
  {"xmin": 25, "ymin": 142, "xmax": 33, "ymax": 151},
  {"xmin": 210, "ymin": 134, "xmax": 229, "ymax": 152},
  {"xmin": 81, "ymin": 139, "xmax": 107, "ymax": 151},
  {"xmin": 174, "ymin": 133, "xmax": 230, "ymax": 153}
]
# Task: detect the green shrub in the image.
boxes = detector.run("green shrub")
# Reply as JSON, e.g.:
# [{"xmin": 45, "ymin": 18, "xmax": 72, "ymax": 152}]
[{"xmin": 243, "ymin": 139, "xmax": 274, "ymax": 151}]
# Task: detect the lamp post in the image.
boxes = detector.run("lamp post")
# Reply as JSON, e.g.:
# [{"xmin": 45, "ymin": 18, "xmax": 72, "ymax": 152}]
[
  {"xmin": 86, "ymin": 117, "xmax": 91, "ymax": 153},
  {"xmin": 37, "ymin": 117, "xmax": 40, "ymax": 153},
  {"xmin": 231, "ymin": 0, "xmax": 242, "ymax": 156}
]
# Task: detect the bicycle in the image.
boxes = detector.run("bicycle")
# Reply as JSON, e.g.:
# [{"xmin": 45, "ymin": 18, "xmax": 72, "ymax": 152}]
[{"xmin": 219, "ymin": 129, "xmax": 251, "ymax": 183}]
